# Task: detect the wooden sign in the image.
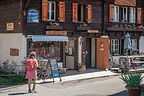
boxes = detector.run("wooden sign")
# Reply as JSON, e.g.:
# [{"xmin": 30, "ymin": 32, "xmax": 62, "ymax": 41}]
[
  {"xmin": 115, "ymin": 0, "xmax": 136, "ymax": 6},
  {"xmin": 10, "ymin": 48, "xmax": 19, "ymax": 56},
  {"xmin": 46, "ymin": 31, "xmax": 67, "ymax": 36},
  {"xmin": 7, "ymin": 23, "xmax": 14, "ymax": 31},
  {"xmin": 87, "ymin": 30, "xmax": 99, "ymax": 33}
]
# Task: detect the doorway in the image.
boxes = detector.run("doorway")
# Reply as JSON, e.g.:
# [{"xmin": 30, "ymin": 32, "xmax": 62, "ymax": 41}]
[{"xmin": 86, "ymin": 38, "xmax": 91, "ymax": 68}]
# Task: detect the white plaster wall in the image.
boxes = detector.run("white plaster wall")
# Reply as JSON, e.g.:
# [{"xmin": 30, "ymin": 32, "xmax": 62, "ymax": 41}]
[
  {"xmin": 91, "ymin": 38, "xmax": 95, "ymax": 68},
  {"xmin": 0, "ymin": 33, "xmax": 27, "ymax": 73},
  {"xmin": 78, "ymin": 36, "xmax": 82, "ymax": 64},
  {"xmin": 139, "ymin": 36, "xmax": 144, "ymax": 52}
]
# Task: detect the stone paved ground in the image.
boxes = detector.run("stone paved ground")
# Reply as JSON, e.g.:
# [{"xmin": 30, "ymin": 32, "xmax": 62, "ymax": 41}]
[{"xmin": 0, "ymin": 70, "xmax": 144, "ymax": 96}]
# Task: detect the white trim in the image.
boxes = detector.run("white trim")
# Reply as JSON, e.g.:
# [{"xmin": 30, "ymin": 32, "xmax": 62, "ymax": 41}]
[
  {"xmin": 131, "ymin": 39, "xmax": 137, "ymax": 51},
  {"xmin": 48, "ymin": 1, "xmax": 56, "ymax": 21},
  {"xmin": 129, "ymin": 7, "xmax": 136, "ymax": 23},
  {"xmin": 111, "ymin": 39, "xmax": 119, "ymax": 53},
  {"xmin": 122, "ymin": 7, "xmax": 128, "ymax": 22},
  {"xmin": 114, "ymin": 6, "xmax": 119, "ymax": 22}
]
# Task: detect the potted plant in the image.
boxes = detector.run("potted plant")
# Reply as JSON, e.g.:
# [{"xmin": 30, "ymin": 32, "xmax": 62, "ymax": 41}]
[
  {"xmin": 112, "ymin": 50, "xmax": 119, "ymax": 56},
  {"xmin": 120, "ymin": 72, "xmax": 143, "ymax": 96},
  {"xmin": 46, "ymin": 22, "xmax": 63, "ymax": 30},
  {"xmin": 78, "ymin": 63, "xmax": 86, "ymax": 72},
  {"xmin": 132, "ymin": 49, "xmax": 139, "ymax": 55},
  {"xmin": 77, "ymin": 23, "xmax": 91, "ymax": 30}
]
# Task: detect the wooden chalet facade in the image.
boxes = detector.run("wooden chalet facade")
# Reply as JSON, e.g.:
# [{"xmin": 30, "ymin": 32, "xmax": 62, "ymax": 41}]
[
  {"xmin": 103, "ymin": 0, "xmax": 144, "ymax": 56},
  {"xmin": 0, "ymin": 0, "xmax": 143, "ymax": 72}
]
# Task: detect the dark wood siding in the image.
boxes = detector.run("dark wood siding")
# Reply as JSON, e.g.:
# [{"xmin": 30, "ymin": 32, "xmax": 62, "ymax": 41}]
[
  {"xmin": 23, "ymin": 0, "xmax": 103, "ymax": 36},
  {"xmin": 0, "ymin": 0, "xmax": 21, "ymax": 33}
]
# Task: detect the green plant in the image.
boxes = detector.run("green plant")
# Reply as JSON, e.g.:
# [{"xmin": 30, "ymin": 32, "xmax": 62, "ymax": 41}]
[
  {"xmin": 0, "ymin": 75, "xmax": 27, "ymax": 85},
  {"xmin": 120, "ymin": 73, "xmax": 143, "ymax": 87}
]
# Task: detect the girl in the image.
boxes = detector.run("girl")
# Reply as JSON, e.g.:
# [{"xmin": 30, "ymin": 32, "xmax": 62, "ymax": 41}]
[{"xmin": 25, "ymin": 52, "xmax": 38, "ymax": 93}]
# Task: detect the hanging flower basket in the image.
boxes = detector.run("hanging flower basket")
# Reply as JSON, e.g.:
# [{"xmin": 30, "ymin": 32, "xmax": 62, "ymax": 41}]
[
  {"xmin": 77, "ymin": 23, "xmax": 90, "ymax": 30},
  {"xmin": 46, "ymin": 22, "xmax": 63, "ymax": 30}
]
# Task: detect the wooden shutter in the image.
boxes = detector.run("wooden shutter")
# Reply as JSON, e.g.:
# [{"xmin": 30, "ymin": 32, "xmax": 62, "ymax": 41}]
[
  {"xmin": 59, "ymin": 1, "xmax": 65, "ymax": 22},
  {"xmin": 109, "ymin": 4, "xmax": 114, "ymax": 22},
  {"xmin": 137, "ymin": 8, "xmax": 141, "ymax": 24},
  {"xmin": 87, "ymin": 4, "xmax": 92, "ymax": 23},
  {"xmin": 42, "ymin": 0, "xmax": 48, "ymax": 21},
  {"xmin": 72, "ymin": 3, "xmax": 78, "ymax": 22}
]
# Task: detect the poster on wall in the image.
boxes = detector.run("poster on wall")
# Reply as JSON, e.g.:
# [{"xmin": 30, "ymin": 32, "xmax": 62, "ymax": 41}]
[{"xmin": 27, "ymin": 8, "xmax": 39, "ymax": 23}]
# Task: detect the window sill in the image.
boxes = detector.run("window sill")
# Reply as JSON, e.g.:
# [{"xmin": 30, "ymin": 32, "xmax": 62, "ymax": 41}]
[
  {"xmin": 77, "ymin": 26, "xmax": 91, "ymax": 30},
  {"xmin": 46, "ymin": 25, "xmax": 63, "ymax": 30}
]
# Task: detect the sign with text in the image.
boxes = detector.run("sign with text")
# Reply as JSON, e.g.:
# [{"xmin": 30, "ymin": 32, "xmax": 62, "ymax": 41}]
[
  {"xmin": 50, "ymin": 59, "xmax": 60, "ymax": 78},
  {"xmin": 46, "ymin": 31, "xmax": 67, "ymax": 36},
  {"xmin": 7, "ymin": 23, "xmax": 14, "ymax": 31},
  {"xmin": 27, "ymin": 8, "xmax": 39, "ymax": 23}
]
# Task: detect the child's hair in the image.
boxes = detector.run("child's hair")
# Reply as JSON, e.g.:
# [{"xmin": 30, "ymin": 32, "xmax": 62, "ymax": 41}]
[{"xmin": 29, "ymin": 51, "xmax": 36, "ymax": 58}]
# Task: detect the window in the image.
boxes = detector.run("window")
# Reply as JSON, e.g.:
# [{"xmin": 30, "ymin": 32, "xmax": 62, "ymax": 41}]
[
  {"xmin": 131, "ymin": 39, "xmax": 137, "ymax": 51},
  {"xmin": 48, "ymin": 1, "xmax": 56, "ymax": 21},
  {"xmin": 114, "ymin": 6, "xmax": 119, "ymax": 22},
  {"xmin": 27, "ymin": 42, "xmax": 62, "ymax": 62},
  {"xmin": 78, "ymin": 4, "xmax": 83, "ymax": 22},
  {"xmin": 129, "ymin": 7, "xmax": 136, "ymax": 23},
  {"xmin": 111, "ymin": 39, "xmax": 119, "ymax": 53},
  {"xmin": 121, "ymin": 7, "xmax": 128, "ymax": 22}
]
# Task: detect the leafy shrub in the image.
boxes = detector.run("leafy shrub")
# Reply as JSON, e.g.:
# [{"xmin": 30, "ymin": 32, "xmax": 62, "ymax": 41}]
[
  {"xmin": 0, "ymin": 75, "xmax": 27, "ymax": 85},
  {"xmin": 120, "ymin": 73, "xmax": 143, "ymax": 87}
]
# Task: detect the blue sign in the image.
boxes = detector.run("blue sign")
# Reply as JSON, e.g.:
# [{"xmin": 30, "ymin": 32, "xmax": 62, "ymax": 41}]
[
  {"xmin": 52, "ymin": 73, "xmax": 60, "ymax": 77},
  {"xmin": 27, "ymin": 8, "xmax": 39, "ymax": 23}
]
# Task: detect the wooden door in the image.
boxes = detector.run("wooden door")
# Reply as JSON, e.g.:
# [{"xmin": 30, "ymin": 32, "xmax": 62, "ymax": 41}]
[{"xmin": 96, "ymin": 37, "xmax": 109, "ymax": 69}]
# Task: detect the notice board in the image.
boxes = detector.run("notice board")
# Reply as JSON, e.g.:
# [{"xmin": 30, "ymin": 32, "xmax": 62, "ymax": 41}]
[{"xmin": 50, "ymin": 59, "xmax": 60, "ymax": 77}]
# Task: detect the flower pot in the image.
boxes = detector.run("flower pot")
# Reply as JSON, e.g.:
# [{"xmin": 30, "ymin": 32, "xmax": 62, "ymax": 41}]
[
  {"xmin": 132, "ymin": 51, "xmax": 137, "ymax": 55},
  {"xmin": 126, "ymin": 86, "xmax": 142, "ymax": 96},
  {"xmin": 113, "ymin": 52, "xmax": 119, "ymax": 56}
]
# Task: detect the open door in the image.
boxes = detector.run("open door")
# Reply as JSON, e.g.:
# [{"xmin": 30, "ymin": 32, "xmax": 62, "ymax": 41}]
[{"xmin": 86, "ymin": 38, "xmax": 91, "ymax": 68}]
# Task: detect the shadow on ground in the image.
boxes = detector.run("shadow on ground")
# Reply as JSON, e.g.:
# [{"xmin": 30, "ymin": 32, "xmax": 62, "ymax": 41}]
[
  {"xmin": 8, "ymin": 92, "xmax": 27, "ymax": 95},
  {"xmin": 109, "ymin": 90, "xmax": 127, "ymax": 96},
  {"xmin": 0, "ymin": 85, "xmax": 15, "ymax": 89},
  {"xmin": 76, "ymin": 94, "xmax": 104, "ymax": 96},
  {"xmin": 61, "ymin": 69, "xmax": 106, "ymax": 77},
  {"xmin": 38, "ymin": 81, "xmax": 53, "ymax": 84}
]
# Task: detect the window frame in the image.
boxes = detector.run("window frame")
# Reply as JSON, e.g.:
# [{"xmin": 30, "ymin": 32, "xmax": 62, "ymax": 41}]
[
  {"xmin": 48, "ymin": 1, "xmax": 56, "ymax": 21},
  {"xmin": 122, "ymin": 7, "xmax": 128, "ymax": 22},
  {"xmin": 113, "ymin": 5, "xmax": 119, "ymax": 22},
  {"xmin": 111, "ymin": 39, "xmax": 119, "ymax": 54},
  {"xmin": 78, "ymin": 4, "xmax": 84, "ymax": 22},
  {"xmin": 129, "ymin": 7, "xmax": 136, "ymax": 23},
  {"xmin": 131, "ymin": 39, "xmax": 137, "ymax": 52}
]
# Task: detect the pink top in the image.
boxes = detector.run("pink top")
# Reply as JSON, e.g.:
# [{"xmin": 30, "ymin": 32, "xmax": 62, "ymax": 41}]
[{"xmin": 25, "ymin": 59, "xmax": 38, "ymax": 79}]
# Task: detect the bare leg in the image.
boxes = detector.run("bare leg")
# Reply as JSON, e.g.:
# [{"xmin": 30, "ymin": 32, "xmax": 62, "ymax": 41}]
[
  {"xmin": 32, "ymin": 79, "xmax": 37, "ymax": 93},
  {"xmin": 28, "ymin": 79, "xmax": 32, "ymax": 93}
]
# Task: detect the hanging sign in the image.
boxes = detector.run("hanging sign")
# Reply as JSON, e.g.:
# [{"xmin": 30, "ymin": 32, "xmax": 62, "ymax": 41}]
[{"xmin": 27, "ymin": 8, "xmax": 39, "ymax": 23}]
